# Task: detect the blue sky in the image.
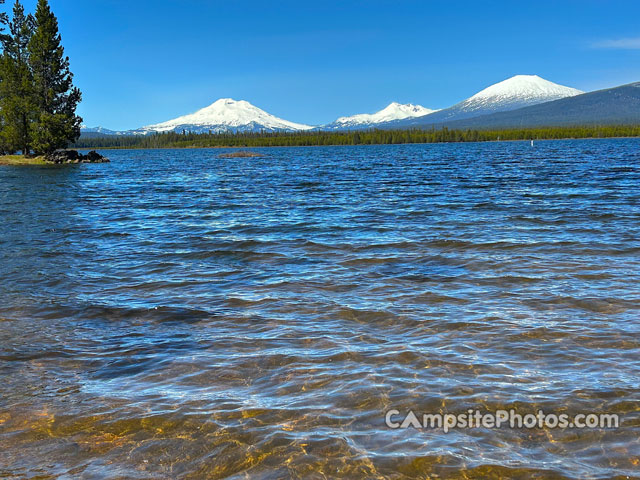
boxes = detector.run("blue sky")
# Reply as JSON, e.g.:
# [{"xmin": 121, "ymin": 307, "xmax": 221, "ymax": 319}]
[{"xmin": 10, "ymin": 0, "xmax": 640, "ymax": 129}]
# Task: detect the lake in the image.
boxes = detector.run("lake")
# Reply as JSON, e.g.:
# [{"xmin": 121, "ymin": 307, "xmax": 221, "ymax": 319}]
[{"xmin": 1, "ymin": 140, "xmax": 639, "ymax": 478}]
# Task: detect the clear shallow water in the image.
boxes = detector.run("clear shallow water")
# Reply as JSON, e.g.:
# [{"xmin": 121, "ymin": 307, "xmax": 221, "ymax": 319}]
[{"xmin": 0, "ymin": 140, "xmax": 639, "ymax": 479}]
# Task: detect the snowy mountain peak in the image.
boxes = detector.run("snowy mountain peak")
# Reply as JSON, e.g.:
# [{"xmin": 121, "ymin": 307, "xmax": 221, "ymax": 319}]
[
  {"xmin": 326, "ymin": 102, "xmax": 438, "ymax": 129},
  {"xmin": 391, "ymin": 74, "xmax": 586, "ymax": 127},
  {"xmin": 139, "ymin": 98, "xmax": 313, "ymax": 134},
  {"xmin": 468, "ymin": 75, "xmax": 583, "ymax": 103}
]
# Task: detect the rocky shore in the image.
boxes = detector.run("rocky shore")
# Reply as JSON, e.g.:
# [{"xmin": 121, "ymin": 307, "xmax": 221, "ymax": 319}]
[{"xmin": 45, "ymin": 150, "xmax": 110, "ymax": 164}]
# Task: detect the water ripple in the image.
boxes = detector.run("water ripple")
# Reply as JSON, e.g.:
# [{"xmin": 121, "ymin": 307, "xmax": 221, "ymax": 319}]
[{"xmin": 0, "ymin": 140, "xmax": 639, "ymax": 478}]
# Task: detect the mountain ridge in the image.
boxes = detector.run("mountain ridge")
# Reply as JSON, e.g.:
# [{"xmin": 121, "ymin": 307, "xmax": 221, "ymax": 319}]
[{"xmin": 80, "ymin": 75, "xmax": 640, "ymax": 136}]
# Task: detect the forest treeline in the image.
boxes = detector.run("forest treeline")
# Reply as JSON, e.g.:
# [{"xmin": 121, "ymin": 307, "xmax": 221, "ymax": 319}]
[
  {"xmin": 73, "ymin": 125, "xmax": 640, "ymax": 149},
  {"xmin": 0, "ymin": 0, "xmax": 81, "ymax": 155}
]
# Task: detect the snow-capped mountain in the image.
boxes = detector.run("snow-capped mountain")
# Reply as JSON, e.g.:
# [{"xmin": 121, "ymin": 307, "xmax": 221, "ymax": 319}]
[
  {"xmin": 427, "ymin": 81, "xmax": 640, "ymax": 129},
  {"xmin": 322, "ymin": 102, "xmax": 438, "ymax": 130},
  {"xmin": 451, "ymin": 75, "xmax": 583, "ymax": 116},
  {"xmin": 388, "ymin": 75, "xmax": 584, "ymax": 127},
  {"xmin": 133, "ymin": 98, "xmax": 313, "ymax": 134}
]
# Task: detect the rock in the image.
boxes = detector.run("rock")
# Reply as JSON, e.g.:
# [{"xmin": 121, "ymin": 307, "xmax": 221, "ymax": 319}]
[
  {"xmin": 45, "ymin": 150, "xmax": 109, "ymax": 164},
  {"xmin": 86, "ymin": 150, "xmax": 104, "ymax": 162},
  {"xmin": 45, "ymin": 150, "xmax": 75, "ymax": 163},
  {"xmin": 218, "ymin": 151, "xmax": 264, "ymax": 158}
]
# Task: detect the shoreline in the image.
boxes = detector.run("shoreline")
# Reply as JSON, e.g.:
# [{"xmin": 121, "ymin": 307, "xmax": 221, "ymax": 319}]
[
  {"xmin": 0, "ymin": 155, "xmax": 48, "ymax": 166},
  {"xmin": 1, "ymin": 151, "xmax": 109, "ymax": 165},
  {"xmin": 75, "ymin": 135, "xmax": 640, "ymax": 151}
]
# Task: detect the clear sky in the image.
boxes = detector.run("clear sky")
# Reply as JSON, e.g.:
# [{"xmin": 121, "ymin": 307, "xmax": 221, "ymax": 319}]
[{"xmin": 10, "ymin": 0, "xmax": 640, "ymax": 129}]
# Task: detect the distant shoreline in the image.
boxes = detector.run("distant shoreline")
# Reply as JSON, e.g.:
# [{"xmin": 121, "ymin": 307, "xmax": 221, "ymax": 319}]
[
  {"xmin": 76, "ymin": 136, "xmax": 640, "ymax": 152},
  {"xmin": 74, "ymin": 126, "xmax": 640, "ymax": 151},
  {"xmin": 76, "ymin": 136, "xmax": 640, "ymax": 151}
]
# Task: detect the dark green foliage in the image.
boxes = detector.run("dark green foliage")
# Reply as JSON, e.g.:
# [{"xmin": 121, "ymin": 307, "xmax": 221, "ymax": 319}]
[
  {"xmin": 0, "ymin": 0, "xmax": 81, "ymax": 155},
  {"xmin": 0, "ymin": 12, "xmax": 9, "ymax": 45},
  {"xmin": 0, "ymin": 1, "xmax": 35, "ymax": 154},
  {"xmin": 73, "ymin": 125, "xmax": 640, "ymax": 150}
]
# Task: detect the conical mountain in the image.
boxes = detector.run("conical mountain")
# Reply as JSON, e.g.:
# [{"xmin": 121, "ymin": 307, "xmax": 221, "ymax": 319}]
[{"xmin": 135, "ymin": 98, "xmax": 313, "ymax": 134}]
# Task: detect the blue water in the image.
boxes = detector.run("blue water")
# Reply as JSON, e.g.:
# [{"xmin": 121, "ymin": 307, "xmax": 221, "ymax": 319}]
[{"xmin": 0, "ymin": 140, "xmax": 639, "ymax": 478}]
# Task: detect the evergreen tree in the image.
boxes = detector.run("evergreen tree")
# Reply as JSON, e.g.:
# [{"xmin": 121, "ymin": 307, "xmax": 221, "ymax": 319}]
[
  {"xmin": 28, "ymin": 0, "xmax": 81, "ymax": 154},
  {"xmin": 0, "ymin": 12, "xmax": 9, "ymax": 154},
  {"xmin": 0, "ymin": 0, "xmax": 35, "ymax": 155}
]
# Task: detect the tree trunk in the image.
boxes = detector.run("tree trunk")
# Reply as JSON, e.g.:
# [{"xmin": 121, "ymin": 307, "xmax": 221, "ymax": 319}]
[{"xmin": 22, "ymin": 113, "xmax": 29, "ymax": 156}]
